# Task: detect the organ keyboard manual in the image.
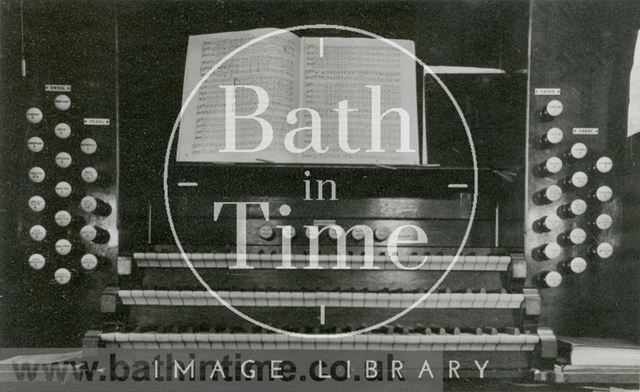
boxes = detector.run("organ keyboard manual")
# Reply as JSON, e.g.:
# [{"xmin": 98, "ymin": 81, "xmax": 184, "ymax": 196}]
[{"xmin": 0, "ymin": 1, "xmax": 639, "ymax": 392}]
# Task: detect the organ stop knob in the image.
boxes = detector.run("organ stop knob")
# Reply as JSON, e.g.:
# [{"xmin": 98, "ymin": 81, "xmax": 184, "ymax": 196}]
[
  {"xmin": 561, "ymin": 257, "xmax": 587, "ymax": 275},
  {"xmin": 80, "ymin": 225, "xmax": 110, "ymax": 243},
  {"xmin": 28, "ymin": 196, "xmax": 46, "ymax": 212},
  {"xmin": 80, "ymin": 196, "xmax": 112, "ymax": 216},
  {"xmin": 562, "ymin": 171, "xmax": 589, "ymax": 190},
  {"xmin": 589, "ymin": 214, "xmax": 613, "ymax": 231},
  {"xmin": 54, "ymin": 94, "xmax": 71, "ymax": 111},
  {"xmin": 26, "ymin": 107, "xmax": 43, "ymax": 124},
  {"xmin": 81, "ymin": 254, "xmax": 98, "ymax": 271},
  {"xmin": 374, "ymin": 227, "xmax": 390, "ymax": 241},
  {"xmin": 54, "ymin": 123, "xmax": 71, "ymax": 139},
  {"xmin": 80, "ymin": 138, "xmax": 98, "ymax": 155},
  {"xmin": 29, "ymin": 167, "xmax": 45, "ymax": 183},
  {"xmin": 533, "ymin": 185, "xmax": 563, "ymax": 205},
  {"xmin": 55, "ymin": 152, "xmax": 73, "ymax": 168},
  {"xmin": 27, "ymin": 136, "xmax": 44, "ymax": 152},
  {"xmin": 590, "ymin": 242, "xmax": 613, "ymax": 259},
  {"xmin": 54, "ymin": 268, "xmax": 72, "ymax": 285},
  {"xmin": 55, "ymin": 181, "xmax": 73, "ymax": 198},
  {"xmin": 55, "ymin": 239, "xmax": 72, "ymax": 256},
  {"xmin": 557, "ymin": 199, "xmax": 587, "ymax": 219},
  {"xmin": 29, "ymin": 225, "xmax": 47, "ymax": 242},
  {"xmin": 589, "ymin": 185, "xmax": 613, "ymax": 203},
  {"xmin": 539, "ymin": 100, "xmax": 563, "ymax": 121},
  {"xmin": 590, "ymin": 156, "xmax": 613, "ymax": 174},
  {"xmin": 532, "ymin": 214, "xmax": 562, "ymax": 232},
  {"xmin": 557, "ymin": 228, "xmax": 587, "ymax": 246},
  {"xmin": 536, "ymin": 271, "xmax": 563, "ymax": 288},
  {"xmin": 535, "ymin": 156, "xmax": 563, "ymax": 177},
  {"xmin": 28, "ymin": 253, "xmax": 46, "ymax": 270},
  {"xmin": 533, "ymin": 242, "xmax": 562, "ymax": 261},
  {"xmin": 258, "ymin": 225, "xmax": 275, "ymax": 240},
  {"xmin": 563, "ymin": 143, "xmax": 588, "ymax": 163},
  {"xmin": 537, "ymin": 127, "xmax": 563, "ymax": 148}
]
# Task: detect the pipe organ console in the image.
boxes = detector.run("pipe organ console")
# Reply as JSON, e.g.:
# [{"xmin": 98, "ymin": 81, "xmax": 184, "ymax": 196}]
[{"xmin": 0, "ymin": 0, "xmax": 638, "ymax": 387}]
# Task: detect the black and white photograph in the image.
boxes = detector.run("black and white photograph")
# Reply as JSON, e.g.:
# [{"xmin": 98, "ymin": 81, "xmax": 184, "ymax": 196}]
[{"xmin": 0, "ymin": 0, "xmax": 639, "ymax": 391}]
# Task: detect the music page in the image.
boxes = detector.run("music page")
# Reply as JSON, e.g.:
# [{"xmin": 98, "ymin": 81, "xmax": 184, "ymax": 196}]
[
  {"xmin": 298, "ymin": 37, "xmax": 419, "ymax": 165},
  {"xmin": 178, "ymin": 28, "xmax": 301, "ymax": 163}
]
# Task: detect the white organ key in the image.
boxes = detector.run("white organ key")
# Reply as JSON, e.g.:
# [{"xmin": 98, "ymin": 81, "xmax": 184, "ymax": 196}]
[
  {"xmin": 143, "ymin": 290, "xmax": 157, "ymax": 305},
  {"xmin": 181, "ymin": 291, "xmax": 196, "ymax": 306},
  {"xmin": 167, "ymin": 290, "xmax": 182, "ymax": 306},
  {"xmin": 154, "ymin": 290, "xmax": 169, "ymax": 305}
]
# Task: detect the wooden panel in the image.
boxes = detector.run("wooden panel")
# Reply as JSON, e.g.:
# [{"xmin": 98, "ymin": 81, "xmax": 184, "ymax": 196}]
[
  {"xmin": 526, "ymin": 0, "xmax": 638, "ymax": 338},
  {"xmin": 6, "ymin": 0, "xmax": 118, "ymax": 347}
]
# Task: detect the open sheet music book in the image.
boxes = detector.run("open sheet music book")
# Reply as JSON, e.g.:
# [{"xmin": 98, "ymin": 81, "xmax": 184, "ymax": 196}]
[{"xmin": 177, "ymin": 28, "xmax": 419, "ymax": 165}]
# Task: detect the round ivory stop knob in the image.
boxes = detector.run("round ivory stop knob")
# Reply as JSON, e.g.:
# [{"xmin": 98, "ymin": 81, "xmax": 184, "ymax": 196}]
[
  {"xmin": 594, "ymin": 242, "xmax": 613, "ymax": 259},
  {"xmin": 81, "ymin": 254, "xmax": 98, "ymax": 271},
  {"xmin": 26, "ymin": 107, "xmax": 43, "ymax": 124},
  {"xmin": 29, "ymin": 225, "xmax": 47, "ymax": 241},
  {"xmin": 542, "ymin": 271, "xmax": 562, "ymax": 288},
  {"xmin": 28, "ymin": 195, "xmax": 46, "ymax": 212},
  {"xmin": 544, "ymin": 100, "xmax": 563, "ymax": 117},
  {"xmin": 54, "ymin": 268, "xmax": 72, "ymax": 285},
  {"xmin": 28, "ymin": 254, "xmax": 46, "ymax": 270},
  {"xmin": 55, "ymin": 239, "xmax": 72, "ymax": 255},
  {"xmin": 54, "ymin": 94, "xmax": 71, "ymax": 111},
  {"xmin": 27, "ymin": 136, "xmax": 44, "ymax": 152},
  {"xmin": 566, "ymin": 257, "xmax": 587, "ymax": 274}
]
